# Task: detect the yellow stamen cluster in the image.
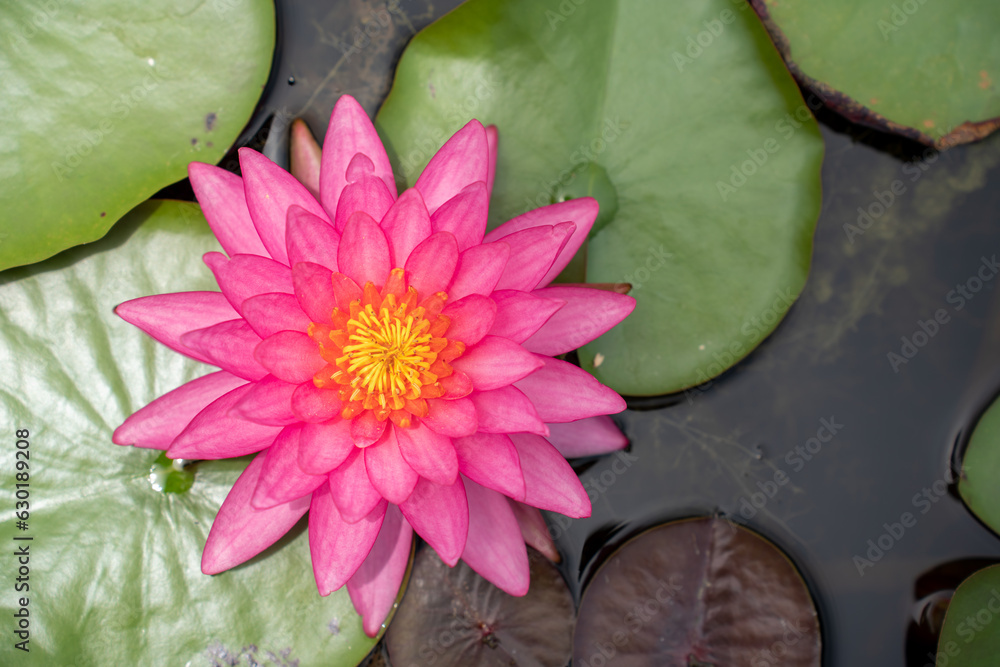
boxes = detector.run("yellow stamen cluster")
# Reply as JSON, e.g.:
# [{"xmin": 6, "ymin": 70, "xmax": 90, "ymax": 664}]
[{"xmin": 311, "ymin": 268, "xmax": 465, "ymax": 428}]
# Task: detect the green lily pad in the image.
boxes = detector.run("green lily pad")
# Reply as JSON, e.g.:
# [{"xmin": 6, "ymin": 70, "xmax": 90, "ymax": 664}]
[
  {"xmin": 574, "ymin": 517, "xmax": 821, "ymax": 665},
  {"xmin": 0, "ymin": 201, "xmax": 377, "ymax": 666},
  {"xmin": 959, "ymin": 396, "xmax": 1000, "ymax": 535},
  {"xmin": 936, "ymin": 565, "xmax": 1000, "ymax": 665},
  {"xmin": 0, "ymin": 0, "xmax": 275, "ymax": 271},
  {"xmin": 752, "ymin": 0, "xmax": 1000, "ymax": 148},
  {"xmin": 376, "ymin": 0, "xmax": 823, "ymax": 396}
]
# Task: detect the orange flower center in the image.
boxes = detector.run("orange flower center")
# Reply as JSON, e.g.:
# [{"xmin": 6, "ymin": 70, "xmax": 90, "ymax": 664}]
[{"xmin": 310, "ymin": 268, "xmax": 465, "ymax": 428}]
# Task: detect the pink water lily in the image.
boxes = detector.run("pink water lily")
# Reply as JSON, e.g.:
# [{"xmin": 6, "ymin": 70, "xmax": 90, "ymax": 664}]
[{"xmin": 114, "ymin": 94, "xmax": 634, "ymax": 636}]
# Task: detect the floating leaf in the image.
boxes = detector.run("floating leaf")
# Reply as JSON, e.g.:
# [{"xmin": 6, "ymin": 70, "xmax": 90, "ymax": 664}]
[
  {"xmin": 752, "ymin": 0, "xmax": 1000, "ymax": 148},
  {"xmin": 959, "ymin": 396, "xmax": 1000, "ymax": 535},
  {"xmin": 574, "ymin": 517, "xmax": 821, "ymax": 665},
  {"xmin": 936, "ymin": 565, "xmax": 1000, "ymax": 666},
  {"xmin": 376, "ymin": 0, "xmax": 823, "ymax": 396},
  {"xmin": 0, "ymin": 201, "xmax": 376, "ymax": 666},
  {"xmin": 0, "ymin": 0, "xmax": 275, "ymax": 270},
  {"xmin": 385, "ymin": 547, "xmax": 574, "ymax": 666}
]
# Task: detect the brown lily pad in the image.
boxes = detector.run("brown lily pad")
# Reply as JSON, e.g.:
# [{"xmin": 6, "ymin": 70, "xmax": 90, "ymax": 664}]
[
  {"xmin": 385, "ymin": 547, "xmax": 574, "ymax": 667},
  {"xmin": 573, "ymin": 517, "xmax": 821, "ymax": 666}
]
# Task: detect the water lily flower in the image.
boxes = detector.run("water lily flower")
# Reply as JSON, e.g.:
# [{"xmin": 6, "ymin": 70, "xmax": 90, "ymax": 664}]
[{"xmin": 113, "ymin": 95, "xmax": 634, "ymax": 636}]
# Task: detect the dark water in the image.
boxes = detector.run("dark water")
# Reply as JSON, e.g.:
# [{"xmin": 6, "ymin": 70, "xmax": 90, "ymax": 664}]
[{"xmin": 223, "ymin": 2, "xmax": 1000, "ymax": 665}]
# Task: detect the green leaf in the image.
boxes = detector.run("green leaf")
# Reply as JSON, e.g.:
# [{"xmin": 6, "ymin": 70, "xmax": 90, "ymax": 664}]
[
  {"xmin": 0, "ymin": 201, "xmax": 376, "ymax": 667},
  {"xmin": 754, "ymin": 0, "xmax": 1000, "ymax": 148},
  {"xmin": 959, "ymin": 396, "xmax": 1000, "ymax": 535},
  {"xmin": 375, "ymin": 0, "xmax": 823, "ymax": 396},
  {"xmin": 0, "ymin": 0, "xmax": 276, "ymax": 271},
  {"xmin": 936, "ymin": 565, "xmax": 1000, "ymax": 665},
  {"xmin": 574, "ymin": 517, "xmax": 821, "ymax": 664}
]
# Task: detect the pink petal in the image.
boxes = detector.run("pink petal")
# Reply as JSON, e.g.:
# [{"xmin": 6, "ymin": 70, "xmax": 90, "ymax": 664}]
[
  {"xmin": 440, "ymin": 294, "xmax": 496, "ymax": 346},
  {"xmin": 430, "ymin": 181, "xmax": 489, "ymax": 251},
  {"xmin": 453, "ymin": 432, "xmax": 525, "ymax": 501},
  {"xmin": 468, "ymin": 386, "xmax": 549, "ymax": 437},
  {"xmin": 440, "ymin": 370, "xmax": 473, "ymax": 399},
  {"xmin": 451, "ymin": 336, "xmax": 543, "ymax": 391},
  {"xmin": 115, "ymin": 291, "xmax": 239, "ymax": 365},
  {"xmin": 379, "ymin": 187, "xmax": 432, "ymax": 268},
  {"xmin": 490, "ymin": 290, "xmax": 565, "ymax": 343},
  {"xmin": 290, "ymin": 118, "xmax": 322, "ymax": 200},
  {"xmin": 351, "ymin": 411, "xmax": 387, "ymax": 447},
  {"xmin": 309, "ymin": 484, "xmax": 386, "ymax": 596},
  {"xmin": 180, "ymin": 319, "xmax": 267, "ymax": 381},
  {"xmin": 485, "ymin": 198, "xmax": 598, "ymax": 286},
  {"xmin": 240, "ymin": 292, "xmax": 311, "ymax": 339},
  {"xmin": 332, "ymin": 272, "xmax": 363, "ymax": 310},
  {"xmin": 365, "ymin": 428, "xmax": 419, "ymax": 504},
  {"xmin": 292, "ymin": 262, "xmax": 337, "ymax": 323},
  {"xmin": 253, "ymin": 331, "xmax": 327, "ymax": 384},
  {"xmin": 240, "ymin": 148, "xmax": 329, "ymax": 265},
  {"xmin": 299, "ymin": 419, "xmax": 355, "ymax": 474},
  {"xmin": 348, "ymin": 505, "xmax": 413, "ymax": 637},
  {"xmin": 202, "ymin": 453, "xmax": 311, "ymax": 574},
  {"xmin": 547, "ymin": 416, "xmax": 629, "ymax": 458},
  {"xmin": 113, "ymin": 371, "xmax": 247, "ymax": 449},
  {"xmin": 422, "ymin": 397, "xmax": 477, "ymax": 437},
  {"xmin": 461, "ymin": 479, "xmax": 529, "ymax": 596},
  {"xmin": 523, "ymin": 286, "xmax": 635, "ymax": 355},
  {"xmin": 334, "ymin": 172, "xmax": 394, "ymax": 233},
  {"xmin": 404, "ymin": 232, "xmax": 458, "ymax": 297},
  {"xmin": 415, "ymin": 120, "xmax": 489, "ymax": 214},
  {"xmin": 399, "ymin": 476, "xmax": 469, "ymax": 566},
  {"xmin": 338, "ymin": 211, "xmax": 391, "ymax": 287},
  {"xmin": 286, "ymin": 205, "xmax": 341, "ymax": 269},
  {"xmin": 291, "ymin": 384, "xmax": 343, "ymax": 423},
  {"xmin": 320, "ymin": 95, "xmax": 397, "ymax": 219},
  {"xmin": 510, "ymin": 433, "xmax": 590, "ymax": 518},
  {"xmin": 230, "ymin": 374, "xmax": 298, "ymax": 426},
  {"xmin": 188, "ymin": 162, "xmax": 268, "ymax": 257},
  {"xmin": 252, "ymin": 425, "xmax": 327, "ymax": 509},
  {"xmin": 396, "ymin": 422, "xmax": 459, "ymax": 485},
  {"xmin": 494, "ymin": 222, "xmax": 575, "ymax": 292},
  {"xmin": 514, "ymin": 356, "xmax": 625, "ymax": 422},
  {"xmin": 448, "ymin": 242, "xmax": 509, "ymax": 300},
  {"xmin": 204, "ymin": 252, "xmax": 294, "ymax": 310},
  {"xmin": 508, "ymin": 499, "xmax": 560, "ymax": 562},
  {"xmin": 485, "ymin": 124, "xmax": 498, "ymax": 199},
  {"xmin": 328, "ymin": 448, "xmax": 384, "ymax": 523},
  {"xmin": 169, "ymin": 384, "xmax": 282, "ymax": 459}
]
